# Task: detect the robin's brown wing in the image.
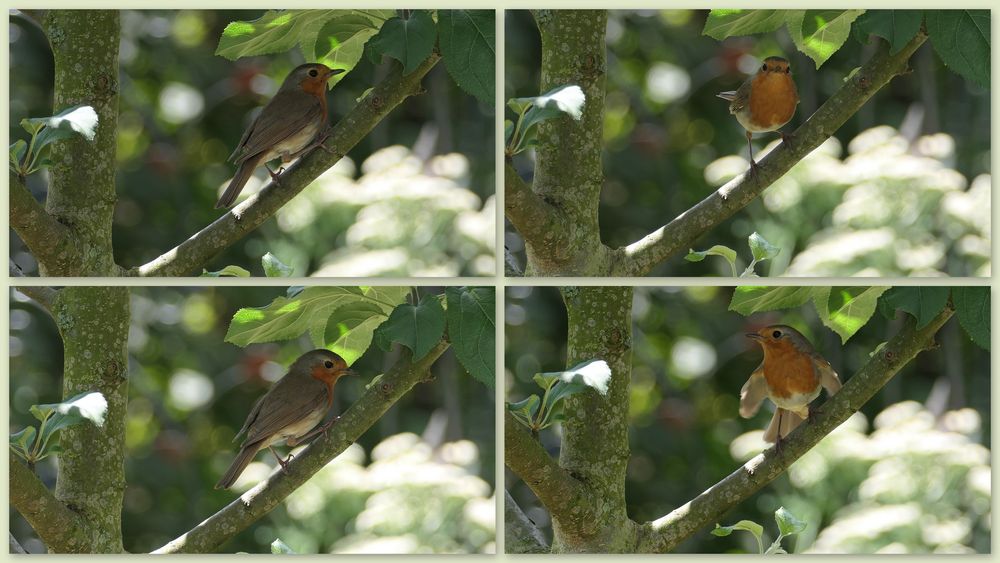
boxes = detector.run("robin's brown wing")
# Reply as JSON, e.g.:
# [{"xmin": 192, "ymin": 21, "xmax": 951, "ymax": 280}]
[
  {"xmin": 233, "ymin": 394, "xmax": 266, "ymax": 443},
  {"xmin": 811, "ymin": 355, "xmax": 842, "ymax": 395},
  {"xmin": 727, "ymin": 77, "xmax": 753, "ymax": 114},
  {"xmin": 241, "ymin": 374, "xmax": 328, "ymax": 446},
  {"xmin": 230, "ymin": 89, "xmax": 323, "ymax": 166},
  {"xmin": 739, "ymin": 363, "xmax": 768, "ymax": 418}
]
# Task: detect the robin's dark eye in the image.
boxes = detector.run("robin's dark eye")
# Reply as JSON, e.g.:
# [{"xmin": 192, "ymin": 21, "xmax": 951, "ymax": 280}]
[
  {"xmin": 324, "ymin": 360, "xmax": 334, "ymax": 369},
  {"xmin": 772, "ymin": 330, "xmax": 782, "ymax": 338},
  {"xmin": 786, "ymin": 67, "xmax": 791, "ymax": 74},
  {"xmin": 308, "ymin": 69, "xmax": 319, "ymax": 77},
  {"xmin": 761, "ymin": 63, "xmax": 768, "ymax": 72}
]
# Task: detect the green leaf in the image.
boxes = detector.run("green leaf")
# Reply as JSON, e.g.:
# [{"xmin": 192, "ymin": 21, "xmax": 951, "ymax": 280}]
[
  {"xmin": 729, "ymin": 286, "xmax": 816, "ymax": 315},
  {"xmin": 702, "ymin": 10, "xmax": 789, "ymax": 40},
  {"xmin": 533, "ymin": 360, "xmax": 612, "ymax": 396},
  {"xmin": 372, "ymin": 295, "xmax": 446, "ymax": 361},
  {"xmin": 879, "ymin": 287, "xmax": 950, "ymax": 329},
  {"xmin": 712, "ymin": 520, "xmax": 765, "ymax": 553},
  {"xmin": 226, "ymin": 287, "xmax": 367, "ymax": 346},
  {"xmin": 507, "ymin": 98, "xmax": 532, "ymax": 116},
  {"xmin": 506, "ymin": 395, "xmax": 541, "ymax": 428},
  {"xmin": 9, "ymin": 426, "xmax": 37, "ymax": 459},
  {"xmin": 9, "ymin": 139, "xmax": 27, "ymax": 171},
  {"xmin": 685, "ymin": 245, "xmax": 738, "ymax": 275},
  {"xmin": 201, "ymin": 265, "xmax": 251, "ymax": 277},
  {"xmin": 813, "ymin": 287, "xmax": 889, "ymax": 343},
  {"xmin": 789, "ymin": 10, "xmax": 866, "ymax": 68},
  {"xmin": 30, "ymin": 392, "xmax": 108, "ymax": 429},
  {"xmin": 261, "ymin": 252, "xmax": 293, "ymax": 278},
  {"xmin": 926, "ymin": 10, "xmax": 990, "ymax": 88},
  {"xmin": 504, "ymin": 119, "xmax": 515, "ymax": 146},
  {"xmin": 319, "ymin": 300, "xmax": 388, "ymax": 365},
  {"xmin": 313, "ymin": 11, "xmax": 393, "ymax": 82},
  {"xmin": 25, "ymin": 105, "xmax": 99, "ymax": 149},
  {"xmin": 774, "ymin": 506, "xmax": 807, "ymax": 536},
  {"xmin": 512, "ymin": 85, "xmax": 586, "ymax": 124},
  {"xmin": 217, "ymin": 10, "xmax": 339, "ymax": 61},
  {"xmin": 271, "ymin": 538, "xmax": 297, "ymax": 554},
  {"xmin": 438, "ymin": 10, "xmax": 496, "ymax": 104},
  {"xmin": 747, "ymin": 232, "xmax": 780, "ymax": 262},
  {"xmin": 366, "ymin": 10, "xmax": 436, "ymax": 74},
  {"xmin": 446, "ymin": 287, "xmax": 495, "ymax": 388},
  {"xmin": 953, "ymin": 287, "xmax": 989, "ymax": 350},
  {"xmin": 853, "ymin": 10, "xmax": 923, "ymax": 54}
]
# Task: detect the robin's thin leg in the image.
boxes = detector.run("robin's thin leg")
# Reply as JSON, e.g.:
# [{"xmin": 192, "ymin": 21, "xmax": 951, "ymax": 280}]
[
  {"xmin": 264, "ymin": 163, "xmax": 285, "ymax": 186},
  {"xmin": 808, "ymin": 403, "xmax": 823, "ymax": 424},
  {"xmin": 288, "ymin": 127, "xmax": 335, "ymax": 159},
  {"xmin": 292, "ymin": 415, "xmax": 341, "ymax": 446},
  {"xmin": 779, "ymin": 129, "xmax": 795, "ymax": 148},
  {"xmin": 268, "ymin": 445, "xmax": 293, "ymax": 472},
  {"xmin": 746, "ymin": 130, "xmax": 760, "ymax": 178},
  {"xmin": 772, "ymin": 410, "xmax": 785, "ymax": 453}
]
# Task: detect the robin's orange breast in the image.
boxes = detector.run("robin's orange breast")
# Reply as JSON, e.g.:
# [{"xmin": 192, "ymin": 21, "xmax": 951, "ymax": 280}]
[
  {"xmin": 761, "ymin": 343, "xmax": 819, "ymax": 399},
  {"xmin": 747, "ymin": 73, "xmax": 798, "ymax": 131}
]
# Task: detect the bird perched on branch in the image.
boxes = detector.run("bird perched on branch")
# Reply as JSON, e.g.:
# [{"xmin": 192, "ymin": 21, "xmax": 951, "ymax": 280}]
[
  {"xmin": 215, "ymin": 349, "xmax": 356, "ymax": 489},
  {"xmin": 216, "ymin": 63, "xmax": 344, "ymax": 209},
  {"xmin": 717, "ymin": 56, "xmax": 799, "ymax": 173},
  {"xmin": 740, "ymin": 325, "xmax": 841, "ymax": 450}
]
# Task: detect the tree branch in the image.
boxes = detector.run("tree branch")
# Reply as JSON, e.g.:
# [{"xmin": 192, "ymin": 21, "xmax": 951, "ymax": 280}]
[
  {"xmin": 504, "ymin": 411, "xmax": 596, "ymax": 536},
  {"xmin": 9, "ymin": 171, "xmax": 80, "ymax": 274},
  {"xmin": 135, "ymin": 54, "xmax": 441, "ymax": 277},
  {"xmin": 10, "ymin": 260, "xmax": 58, "ymax": 315},
  {"xmin": 152, "ymin": 339, "xmax": 451, "ymax": 554},
  {"xmin": 616, "ymin": 32, "xmax": 929, "ymax": 277},
  {"xmin": 634, "ymin": 304, "xmax": 954, "ymax": 553},
  {"xmin": 505, "ymin": 160, "xmax": 568, "ymax": 262},
  {"xmin": 9, "ymin": 457, "xmax": 91, "ymax": 553},
  {"xmin": 504, "ymin": 489, "xmax": 549, "ymax": 553}
]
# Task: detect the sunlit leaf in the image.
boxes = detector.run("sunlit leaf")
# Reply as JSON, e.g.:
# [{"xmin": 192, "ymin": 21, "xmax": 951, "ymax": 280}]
[
  {"xmin": 729, "ymin": 286, "xmax": 816, "ymax": 315},
  {"xmin": 813, "ymin": 286, "xmax": 889, "ymax": 343},
  {"xmin": 261, "ymin": 252, "xmax": 293, "ymax": 277},
  {"xmin": 748, "ymin": 232, "xmax": 780, "ymax": 262},
  {"xmin": 775, "ymin": 506, "xmax": 807, "ymax": 536},
  {"xmin": 226, "ymin": 287, "xmax": 366, "ymax": 346},
  {"xmin": 789, "ymin": 10, "xmax": 865, "ymax": 68},
  {"xmin": 201, "ymin": 265, "xmax": 251, "ymax": 277},
  {"xmin": 702, "ymin": 9, "xmax": 789, "ymax": 40}
]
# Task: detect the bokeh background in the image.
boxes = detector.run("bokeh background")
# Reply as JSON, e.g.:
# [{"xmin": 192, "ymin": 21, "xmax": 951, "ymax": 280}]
[
  {"xmin": 10, "ymin": 9, "xmax": 495, "ymax": 277},
  {"xmin": 505, "ymin": 10, "xmax": 990, "ymax": 276},
  {"xmin": 505, "ymin": 286, "xmax": 990, "ymax": 553},
  {"xmin": 10, "ymin": 286, "xmax": 496, "ymax": 554}
]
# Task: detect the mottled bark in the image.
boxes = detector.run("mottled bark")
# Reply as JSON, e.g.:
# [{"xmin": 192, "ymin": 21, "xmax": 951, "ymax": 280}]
[
  {"xmin": 40, "ymin": 11, "xmax": 120, "ymax": 276},
  {"xmin": 51, "ymin": 287, "xmax": 131, "ymax": 552}
]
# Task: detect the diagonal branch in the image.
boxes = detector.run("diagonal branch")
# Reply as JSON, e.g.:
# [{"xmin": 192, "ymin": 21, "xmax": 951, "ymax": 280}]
[
  {"xmin": 616, "ymin": 32, "xmax": 929, "ymax": 277},
  {"xmin": 504, "ymin": 411, "xmax": 596, "ymax": 536},
  {"xmin": 10, "ymin": 260, "xmax": 58, "ymax": 315},
  {"xmin": 134, "ymin": 54, "xmax": 441, "ymax": 277},
  {"xmin": 505, "ymin": 159, "xmax": 569, "ymax": 258},
  {"xmin": 152, "ymin": 339, "xmax": 450, "ymax": 554},
  {"xmin": 505, "ymin": 489, "xmax": 549, "ymax": 553},
  {"xmin": 634, "ymin": 305, "xmax": 954, "ymax": 553},
  {"xmin": 9, "ymin": 171, "xmax": 81, "ymax": 274},
  {"xmin": 9, "ymin": 457, "xmax": 91, "ymax": 553}
]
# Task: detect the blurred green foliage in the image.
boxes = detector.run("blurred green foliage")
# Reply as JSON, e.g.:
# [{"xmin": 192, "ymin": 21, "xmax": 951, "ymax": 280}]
[
  {"xmin": 9, "ymin": 9, "xmax": 494, "ymax": 276},
  {"xmin": 9, "ymin": 286, "xmax": 495, "ymax": 553},
  {"xmin": 504, "ymin": 10, "xmax": 990, "ymax": 276},
  {"xmin": 505, "ymin": 286, "xmax": 989, "ymax": 553}
]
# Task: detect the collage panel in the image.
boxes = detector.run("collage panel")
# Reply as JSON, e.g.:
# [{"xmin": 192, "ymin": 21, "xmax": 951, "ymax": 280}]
[
  {"xmin": 9, "ymin": 285, "xmax": 496, "ymax": 553},
  {"xmin": 9, "ymin": 9, "xmax": 496, "ymax": 278},
  {"xmin": 504, "ymin": 10, "xmax": 990, "ymax": 277},
  {"xmin": 505, "ymin": 285, "xmax": 990, "ymax": 553}
]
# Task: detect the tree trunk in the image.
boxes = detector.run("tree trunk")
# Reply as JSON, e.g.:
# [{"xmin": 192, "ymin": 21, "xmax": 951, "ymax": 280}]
[
  {"xmin": 52, "ymin": 287, "xmax": 130, "ymax": 553},
  {"xmin": 553, "ymin": 286, "xmax": 636, "ymax": 551},
  {"xmin": 42, "ymin": 10, "xmax": 120, "ymax": 277}
]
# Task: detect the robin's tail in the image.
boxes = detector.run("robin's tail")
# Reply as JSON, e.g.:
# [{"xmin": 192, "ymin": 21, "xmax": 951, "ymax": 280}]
[
  {"xmin": 215, "ymin": 444, "xmax": 260, "ymax": 489},
  {"xmin": 763, "ymin": 408, "xmax": 804, "ymax": 443},
  {"xmin": 215, "ymin": 157, "xmax": 258, "ymax": 209}
]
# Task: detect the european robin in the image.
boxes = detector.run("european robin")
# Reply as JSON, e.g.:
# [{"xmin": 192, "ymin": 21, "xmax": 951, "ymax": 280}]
[
  {"xmin": 216, "ymin": 63, "xmax": 345, "ymax": 209},
  {"xmin": 740, "ymin": 325, "xmax": 841, "ymax": 449},
  {"xmin": 717, "ymin": 56, "xmax": 799, "ymax": 172},
  {"xmin": 215, "ymin": 349, "xmax": 356, "ymax": 489}
]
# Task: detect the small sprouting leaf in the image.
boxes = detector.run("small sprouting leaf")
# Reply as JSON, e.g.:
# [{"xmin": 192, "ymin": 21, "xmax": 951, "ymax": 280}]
[
  {"xmin": 373, "ymin": 295, "xmax": 446, "ymax": 361},
  {"xmin": 9, "ymin": 427, "xmax": 37, "ymax": 459},
  {"xmin": 271, "ymin": 538, "xmax": 297, "ymax": 554},
  {"xmin": 201, "ymin": 265, "xmax": 252, "ymax": 277},
  {"xmin": 774, "ymin": 506, "xmax": 807, "ymax": 536},
  {"xmin": 748, "ymin": 232, "xmax": 779, "ymax": 262},
  {"xmin": 261, "ymin": 252, "xmax": 293, "ymax": 278},
  {"xmin": 953, "ymin": 287, "xmax": 989, "ymax": 350},
  {"xmin": 533, "ymin": 360, "xmax": 612, "ymax": 396},
  {"xmin": 685, "ymin": 245, "xmax": 738, "ymax": 268},
  {"xmin": 25, "ymin": 105, "xmax": 100, "ymax": 147},
  {"xmin": 9, "ymin": 139, "xmax": 27, "ymax": 171},
  {"xmin": 32, "ymin": 392, "xmax": 108, "ymax": 453},
  {"xmin": 506, "ymin": 395, "xmax": 541, "ymax": 428},
  {"xmin": 712, "ymin": 519, "xmax": 764, "ymax": 540},
  {"xmin": 511, "ymin": 85, "xmax": 586, "ymax": 123}
]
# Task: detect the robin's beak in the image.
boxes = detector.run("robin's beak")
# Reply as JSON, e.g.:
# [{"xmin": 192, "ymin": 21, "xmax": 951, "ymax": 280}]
[
  {"xmin": 340, "ymin": 368, "xmax": 358, "ymax": 377},
  {"xmin": 746, "ymin": 332, "xmax": 764, "ymax": 341},
  {"xmin": 325, "ymin": 68, "xmax": 346, "ymax": 79}
]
